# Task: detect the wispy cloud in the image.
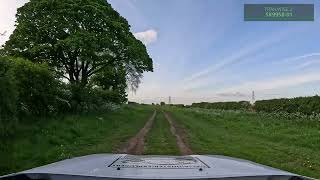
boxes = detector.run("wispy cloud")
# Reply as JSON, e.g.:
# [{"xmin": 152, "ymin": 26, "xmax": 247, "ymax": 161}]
[
  {"xmin": 276, "ymin": 53, "xmax": 320, "ymax": 64},
  {"xmin": 294, "ymin": 60, "xmax": 320, "ymax": 70},
  {"xmin": 220, "ymin": 72, "xmax": 320, "ymax": 93},
  {"xmin": 274, "ymin": 53, "xmax": 320, "ymax": 71},
  {"xmin": 216, "ymin": 92, "xmax": 248, "ymax": 98},
  {"xmin": 182, "ymin": 29, "xmax": 300, "ymax": 84},
  {"xmin": 134, "ymin": 29, "xmax": 158, "ymax": 45},
  {"xmin": 108, "ymin": 1, "xmax": 319, "ymax": 104},
  {"xmin": 182, "ymin": 39, "xmax": 275, "ymax": 82},
  {"xmin": 0, "ymin": 0, "xmax": 28, "ymax": 45},
  {"xmin": 182, "ymin": 52, "xmax": 320, "ymax": 100}
]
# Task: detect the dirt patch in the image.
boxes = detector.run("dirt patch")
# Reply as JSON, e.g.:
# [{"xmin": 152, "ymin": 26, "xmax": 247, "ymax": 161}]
[
  {"xmin": 163, "ymin": 112, "xmax": 193, "ymax": 155},
  {"xmin": 117, "ymin": 110, "xmax": 157, "ymax": 155}
]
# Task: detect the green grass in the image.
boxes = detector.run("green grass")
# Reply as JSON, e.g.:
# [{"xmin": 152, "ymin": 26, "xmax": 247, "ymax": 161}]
[
  {"xmin": 166, "ymin": 107, "xmax": 320, "ymax": 179},
  {"xmin": 0, "ymin": 105, "xmax": 154, "ymax": 176},
  {"xmin": 2, "ymin": 104, "xmax": 319, "ymax": 179},
  {"xmin": 144, "ymin": 111, "xmax": 180, "ymax": 155}
]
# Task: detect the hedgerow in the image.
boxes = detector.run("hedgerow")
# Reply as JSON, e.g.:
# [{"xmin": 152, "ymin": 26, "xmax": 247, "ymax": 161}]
[
  {"xmin": 191, "ymin": 101, "xmax": 251, "ymax": 110},
  {"xmin": 254, "ymin": 96, "xmax": 320, "ymax": 115},
  {"xmin": 188, "ymin": 96, "xmax": 320, "ymax": 116}
]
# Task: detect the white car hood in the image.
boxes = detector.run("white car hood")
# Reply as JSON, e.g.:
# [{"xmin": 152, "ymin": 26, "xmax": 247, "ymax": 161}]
[{"xmin": 1, "ymin": 154, "xmax": 315, "ymax": 180}]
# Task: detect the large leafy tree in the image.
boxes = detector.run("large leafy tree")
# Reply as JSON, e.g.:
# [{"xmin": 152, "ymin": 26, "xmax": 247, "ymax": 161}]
[
  {"xmin": 4, "ymin": 0, "xmax": 153, "ymax": 90},
  {"xmin": 92, "ymin": 66, "xmax": 128, "ymax": 103}
]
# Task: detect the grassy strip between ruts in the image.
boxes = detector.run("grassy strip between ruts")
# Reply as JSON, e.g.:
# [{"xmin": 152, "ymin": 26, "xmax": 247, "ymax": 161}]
[
  {"xmin": 144, "ymin": 111, "xmax": 180, "ymax": 155},
  {"xmin": 0, "ymin": 105, "xmax": 154, "ymax": 176},
  {"xmin": 165, "ymin": 107, "xmax": 320, "ymax": 179}
]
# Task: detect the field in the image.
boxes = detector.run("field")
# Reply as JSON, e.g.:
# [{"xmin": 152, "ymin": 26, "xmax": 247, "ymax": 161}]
[
  {"xmin": 144, "ymin": 111, "xmax": 180, "ymax": 155},
  {"xmin": 0, "ymin": 105, "xmax": 154, "ymax": 175},
  {"xmin": 2, "ymin": 1, "xmax": 319, "ymax": 179},
  {"xmin": 165, "ymin": 107, "xmax": 320, "ymax": 178},
  {"xmin": 1, "ymin": 105, "xmax": 320, "ymax": 179}
]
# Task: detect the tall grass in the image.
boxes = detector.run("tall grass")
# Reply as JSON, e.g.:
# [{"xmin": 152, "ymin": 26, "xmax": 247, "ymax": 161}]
[
  {"xmin": 0, "ymin": 105, "xmax": 154, "ymax": 176},
  {"xmin": 166, "ymin": 107, "xmax": 320, "ymax": 179}
]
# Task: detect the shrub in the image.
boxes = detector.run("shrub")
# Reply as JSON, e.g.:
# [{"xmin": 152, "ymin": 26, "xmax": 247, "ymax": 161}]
[
  {"xmin": 71, "ymin": 86, "xmax": 122, "ymax": 112},
  {"xmin": 11, "ymin": 57, "xmax": 63, "ymax": 116},
  {"xmin": 254, "ymin": 96, "xmax": 320, "ymax": 115},
  {"xmin": 0, "ymin": 56, "xmax": 65, "ymax": 117},
  {"xmin": 0, "ymin": 57, "xmax": 18, "ymax": 137},
  {"xmin": 128, "ymin": 101, "xmax": 139, "ymax": 105},
  {"xmin": 170, "ymin": 104, "xmax": 185, "ymax": 107},
  {"xmin": 191, "ymin": 101, "xmax": 250, "ymax": 110}
]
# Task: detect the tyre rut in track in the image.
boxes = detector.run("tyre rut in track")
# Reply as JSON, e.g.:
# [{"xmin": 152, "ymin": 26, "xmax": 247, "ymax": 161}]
[
  {"xmin": 117, "ymin": 110, "xmax": 157, "ymax": 155},
  {"xmin": 163, "ymin": 111, "xmax": 193, "ymax": 155}
]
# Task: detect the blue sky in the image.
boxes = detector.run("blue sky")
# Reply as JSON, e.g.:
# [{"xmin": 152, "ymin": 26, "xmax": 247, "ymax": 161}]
[
  {"xmin": 108, "ymin": 0, "xmax": 320, "ymax": 104},
  {"xmin": 1, "ymin": 0, "xmax": 320, "ymax": 104}
]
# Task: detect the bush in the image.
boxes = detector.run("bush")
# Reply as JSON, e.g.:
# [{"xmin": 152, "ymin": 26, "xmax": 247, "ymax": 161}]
[
  {"xmin": 86, "ymin": 88, "xmax": 122, "ymax": 111},
  {"xmin": 191, "ymin": 101, "xmax": 250, "ymax": 110},
  {"xmin": 70, "ymin": 86, "xmax": 122, "ymax": 112},
  {"xmin": 128, "ymin": 101, "xmax": 139, "ymax": 105},
  {"xmin": 11, "ymin": 58, "xmax": 63, "ymax": 116},
  {"xmin": 170, "ymin": 104, "xmax": 185, "ymax": 107},
  {"xmin": 254, "ymin": 96, "xmax": 320, "ymax": 115},
  {"xmin": 0, "ymin": 57, "xmax": 18, "ymax": 137},
  {"xmin": 0, "ymin": 56, "xmax": 65, "ymax": 118}
]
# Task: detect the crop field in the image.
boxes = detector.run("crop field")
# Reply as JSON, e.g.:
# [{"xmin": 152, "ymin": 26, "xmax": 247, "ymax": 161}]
[{"xmin": 1, "ymin": 105, "xmax": 319, "ymax": 179}]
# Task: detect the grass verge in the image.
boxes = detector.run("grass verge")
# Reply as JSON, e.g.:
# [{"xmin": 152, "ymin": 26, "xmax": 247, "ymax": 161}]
[
  {"xmin": 166, "ymin": 107, "xmax": 320, "ymax": 179},
  {"xmin": 144, "ymin": 111, "xmax": 180, "ymax": 155},
  {"xmin": 0, "ymin": 105, "xmax": 154, "ymax": 176}
]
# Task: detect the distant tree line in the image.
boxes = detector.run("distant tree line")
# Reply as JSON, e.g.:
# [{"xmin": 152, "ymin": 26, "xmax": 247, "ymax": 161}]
[
  {"xmin": 0, "ymin": 0, "xmax": 153, "ymax": 137},
  {"xmin": 191, "ymin": 101, "xmax": 251, "ymax": 111},
  {"xmin": 254, "ymin": 96, "xmax": 320, "ymax": 115},
  {"xmin": 189, "ymin": 95, "xmax": 320, "ymax": 116}
]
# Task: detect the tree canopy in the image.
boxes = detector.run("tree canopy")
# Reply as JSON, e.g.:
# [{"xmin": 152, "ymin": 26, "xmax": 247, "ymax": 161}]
[{"xmin": 4, "ymin": 0, "xmax": 153, "ymax": 91}]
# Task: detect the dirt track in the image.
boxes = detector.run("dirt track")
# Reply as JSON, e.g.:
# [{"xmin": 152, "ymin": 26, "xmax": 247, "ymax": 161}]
[
  {"xmin": 118, "ymin": 110, "xmax": 192, "ymax": 155},
  {"xmin": 163, "ymin": 112, "xmax": 193, "ymax": 155},
  {"xmin": 117, "ymin": 110, "xmax": 156, "ymax": 155}
]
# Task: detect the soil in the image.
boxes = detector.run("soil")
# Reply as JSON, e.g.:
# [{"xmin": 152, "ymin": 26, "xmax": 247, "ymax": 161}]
[
  {"xmin": 117, "ymin": 110, "xmax": 157, "ymax": 155},
  {"xmin": 163, "ymin": 111, "xmax": 193, "ymax": 155}
]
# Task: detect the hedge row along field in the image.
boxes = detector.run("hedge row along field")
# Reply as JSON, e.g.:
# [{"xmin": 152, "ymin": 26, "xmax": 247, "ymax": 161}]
[
  {"xmin": 191, "ymin": 101, "xmax": 251, "ymax": 110},
  {"xmin": 190, "ymin": 95, "xmax": 320, "ymax": 115},
  {"xmin": 254, "ymin": 96, "xmax": 320, "ymax": 115}
]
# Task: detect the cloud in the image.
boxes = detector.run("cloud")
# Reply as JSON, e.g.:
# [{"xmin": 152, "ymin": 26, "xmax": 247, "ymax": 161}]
[
  {"xmin": 294, "ymin": 60, "xmax": 320, "ymax": 70},
  {"xmin": 220, "ymin": 72, "xmax": 320, "ymax": 93},
  {"xmin": 276, "ymin": 53, "xmax": 320, "ymax": 64},
  {"xmin": 182, "ymin": 28, "xmax": 300, "ymax": 83},
  {"xmin": 275, "ymin": 53, "xmax": 320, "ymax": 70},
  {"xmin": 182, "ymin": 39, "xmax": 276, "ymax": 83},
  {"xmin": 216, "ymin": 92, "xmax": 248, "ymax": 97},
  {"xmin": 133, "ymin": 29, "xmax": 158, "ymax": 45},
  {"xmin": 0, "ymin": 0, "xmax": 28, "ymax": 45}
]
